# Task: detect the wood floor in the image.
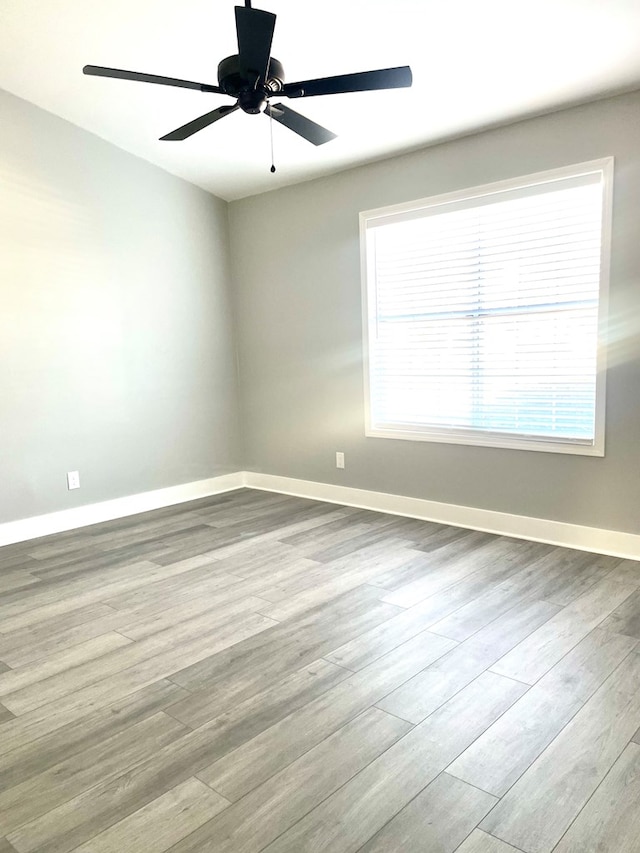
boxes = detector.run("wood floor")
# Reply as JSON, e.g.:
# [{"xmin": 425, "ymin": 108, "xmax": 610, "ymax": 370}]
[{"xmin": 1, "ymin": 489, "xmax": 639, "ymax": 853}]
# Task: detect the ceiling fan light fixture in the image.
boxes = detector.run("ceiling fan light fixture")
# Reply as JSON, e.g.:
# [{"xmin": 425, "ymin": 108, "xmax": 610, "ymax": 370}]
[{"xmin": 83, "ymin": 3, "xmax": 412, "ymax": 149}]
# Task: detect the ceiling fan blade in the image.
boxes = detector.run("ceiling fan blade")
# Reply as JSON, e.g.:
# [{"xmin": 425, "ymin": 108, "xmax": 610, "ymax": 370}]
[
  {"xmin": 266, "ymin": 103, "xmax": 336, "ymax": 146},
  {"xmin": 282, "ymin": 66, "xmax": 412, "ymax": 98},
  {"xmin": 235, "ymin": 6, "xmax": 276, "ymax": 82},
  {"xmin": 83, "ymin": 65, "xmax": 222, "ymax": 93},
  {"xmin": 160, "ymin": 104, "xmax": 239, "ymax": 141}
]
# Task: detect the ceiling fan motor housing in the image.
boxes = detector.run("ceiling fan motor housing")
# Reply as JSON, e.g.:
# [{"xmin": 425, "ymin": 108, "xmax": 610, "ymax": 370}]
[{"xmin": 218, "ymin": 55, "xmax": 285, "ymax": 113}]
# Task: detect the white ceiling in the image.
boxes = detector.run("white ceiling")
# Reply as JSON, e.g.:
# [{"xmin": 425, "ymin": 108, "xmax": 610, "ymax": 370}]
[{"xmin": 2, "ymin": 0, "xmax": 640, "ymax": 201}]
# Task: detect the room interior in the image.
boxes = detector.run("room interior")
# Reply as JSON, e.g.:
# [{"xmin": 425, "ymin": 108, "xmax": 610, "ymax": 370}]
[{"xmin": 2, "ymin": 1, "xmax": 640, "ymax": 851}]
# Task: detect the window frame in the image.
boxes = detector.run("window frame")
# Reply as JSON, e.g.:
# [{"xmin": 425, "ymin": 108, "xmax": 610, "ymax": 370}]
[{"xmin": 360, "ymin": 158, "xmax": 614, "ymax": 456}]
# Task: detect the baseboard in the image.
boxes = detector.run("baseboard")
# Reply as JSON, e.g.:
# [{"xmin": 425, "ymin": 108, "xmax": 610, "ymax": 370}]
[
  {"xmin": 244, "ymin": 472, "xmax": 640, "ymax": 561},
  {"xmin": 0, "ymin": 472, "xmax": 245, "ymax": 547},
  {"xmin": 3, "ymin": 470, "xmax": 639, "ymax": 560}
]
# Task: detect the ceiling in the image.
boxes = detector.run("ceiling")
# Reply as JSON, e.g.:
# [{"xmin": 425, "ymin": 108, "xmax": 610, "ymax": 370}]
[{"xmin": 2, "ymin": 1, "xmax": 640, "ymax": 201}]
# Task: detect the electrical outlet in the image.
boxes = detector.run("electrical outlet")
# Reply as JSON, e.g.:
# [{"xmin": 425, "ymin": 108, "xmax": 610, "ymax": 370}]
[
  {"xmin": 67, "ymin": 470, "xmax": 80, "ymax": 490},
  {"xmin": 336, "ymin": 452, "xmax": 345, "ymax": 469}
]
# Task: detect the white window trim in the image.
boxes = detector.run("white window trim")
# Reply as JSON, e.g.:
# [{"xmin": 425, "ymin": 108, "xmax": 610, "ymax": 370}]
[{"xmin": 360, "ymin": 158, "xmax": 614, "ymax": 456}]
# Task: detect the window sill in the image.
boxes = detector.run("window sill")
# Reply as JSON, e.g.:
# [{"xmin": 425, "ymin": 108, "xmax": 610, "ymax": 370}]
[{"xmin": 365, "ymin": 426, "xmax": 605, "ymax": 457}]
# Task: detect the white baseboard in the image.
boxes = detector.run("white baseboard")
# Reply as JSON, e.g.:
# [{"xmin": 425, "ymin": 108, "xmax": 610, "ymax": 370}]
[
  {"xmin": 3, "ymin": 470, "xmax": 639, "ymax": 560},
  {"xmin": 244, "ymin": 472, "xmax": 640, "ymax": 561},
  {"xmin": 0, "ymin": 472, "xmax": 245, "ymax": 547}
]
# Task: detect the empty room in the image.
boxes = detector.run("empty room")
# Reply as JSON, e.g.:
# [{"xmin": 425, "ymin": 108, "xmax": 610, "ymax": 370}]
[{"xmin": 2, "ymin": 1, "xmax": 640, "ymax": 851}]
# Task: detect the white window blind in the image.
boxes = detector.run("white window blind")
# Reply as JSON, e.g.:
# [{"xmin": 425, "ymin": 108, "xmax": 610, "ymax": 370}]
[{"xmin": 361, "ymin": 160, "xmax": 612, "ymax": 455}]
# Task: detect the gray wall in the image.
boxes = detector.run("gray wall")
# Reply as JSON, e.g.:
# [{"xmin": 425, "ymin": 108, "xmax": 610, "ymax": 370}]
[
  {"xmin": 1, "ymin": 89, "xmax": 241, "ymax": 524},
  {"xmin": 4, "ymin": 86, "xmax": 639, "ymax": 534},
  {"xmin": 230, "ymin": 90, "xmax": 640, "ymax": 534}
]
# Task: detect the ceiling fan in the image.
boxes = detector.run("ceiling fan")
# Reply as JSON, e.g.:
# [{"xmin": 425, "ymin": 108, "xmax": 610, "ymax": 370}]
[{"xmin": 83, "ymin": 0, "xmax": 412, "ymax": 147}]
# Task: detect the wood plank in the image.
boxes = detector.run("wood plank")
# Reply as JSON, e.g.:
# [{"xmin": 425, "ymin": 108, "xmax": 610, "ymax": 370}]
[
  {"xmin": 149, "ymin": 514, "xmax": 329, "ymax": 565},
  {"xmin": 308, "ymin": 517, "xmax": 425, "ymax": 563},
  {"xmin": 25, "ymin": 532, "xmax": 97, "ymax": 560},
  {"xmin": 535, "ymin": 554, "xmax": 621, "ymax": 606},
  {"xmin": 167, "ymin": 656, "xmax": 350, "ymax": 731},
  {"xmin": 0, "ymin": 570, "xmax": 40, "ymax": 594},
  {"xmin": 553, "ymin": 742, "xmax": 640, "ymax": 853},
  {"xmin": 204, "ymin": 495, "xmax": 332, "ymax": 529},
  {"xmin": 259, "ymin": 672, "xmax": 527, "ymax": 853},
  {"xmin": 408, "ymin": 524, "xmax": 488, "ymax": 551},
  {"xmin": 167, "ymin": 585, "xmax": 402, "ymax": 701},
  {"xmin": 490, "ymin": 576, "xmax": 637, "ymax": 684},
  {"xmin": 379, "ymin": 536, "xmax": 535, "ymax": 607},
  {"xmin": 255, "ymin": 548, "xmax": 414, "ymax": 622},
  {"xmin": 198, "ymin": 629, "xmax": 457, "ymax": 800},
  {"xmin": 0, "ymin": 703, "xmax": 14, "ymax": 723},
  {"xmin": 28, "ymin": 545, "xmax": 191, "ymax": 581},
  {"xmin": 448, "ymin": 628, "xmax": 637, "ymax": 795},
  {"xmin": 0, "ymin": 839, "xmax": 16, "ymax": 853},
  {"xmin": 255, "ymin": 579, "xmax": 386, "ymax": 622},
  {"xmin": 317, "ymin": 539, "xmax": 431, "ymax": 588},
  {"xmin": 0, "ymin": 660, "xmax": 356, "ymax": 853},
  {"xmin": 429, "ymin": 585, "xmax": 528, "ymax": 642},
  {"xmin": 167, "ymin": 708, "xmax": 411, "ymax": 853},
  {"xmin": 358, "ymin": 516, "xmax": 447, "ymax": 547},
  {"xmin": 0, "ymin": 550, "xmax": 40, "ymax": 570},
  {"xmin": 0, "ymin": 610, "xmax": 128, "ymax": 669},
  {"xmin": 454, "ymin": 830, "xmax": 523, "ymax": 853},
  {"xmin": 82, "ymin": 512, "xmax": 211, "ymax": 553},
  {"xmin": 608, "ymin": 558, "xmax": 640, "ymax": 586},
  {"xmin": 481, "ymin": 650, "xmax": 640, "ymax": 853},
  {"xmin": 0, "ymin": 632, "xmax": 132, "ymax": 702},
  {"xmin": 201, "ymin": 499, "xmax": 327, "ymax": 532},
  {"xmin": 0, "ymin": 711, "xmax": 188, "ymax": 838},
  {"xmin": 215, "ymin": 554, "xmax": 320, "ymax": 592},
  {"xmin": 0, "ymin": 603, "xmax": 118, "ymax": 658},
  {"xmin": 324, "ymin": 591, "xmax": 472, "ymax": 671},
  {"xmin": 278, "ymin": 511, "xmax": 382, "ymax": 549},
  {"xmin": 324, "ymin": 548, "xmax": 542, "ymax": 672},
  {"xmin": 0, "ymin": 613, "xmax": 276, "ymax": 755},
  {"xmin": 249, "ymin": 562, "xmax": 348, "ymax": 604},
  {"xmin": 108, "ymin": 572, "xmax": 270, "ymax": 622},
  {"xmin": 376, "ymin": 599, "xmax": 559, "ymax": 723},
  {"xmin": 1, "ymin": 611, "xmax": 275, "ymax": 716},
  {"xmin": 0, "ymin": 557, "xmax": 225, "ymax": 633},
  {"xmin": 599, "ymin": 588, "xmax": 640, "ymax": 638},
  {"xmin": 100, "ymin": 562, "xmax": 238, "ymax": 611},
  {"xmin": 199, "ymin": 509, "xmax": 354, "ymax": 561},
  {"xmin": 27, "ymin": 551, "xmax": 147, "ymax": 581},
  {"xmin": 116, "ymin": 594, "xmax": 269, "ymax": 641},
  {"xmin": 67, "ymin": 778, "xmax": 229, "ymax": 853},
  {"xmin": 0, "ymin": 559, "xmax": 160, "ymax": 615},
  {"xmin": 373, "ymin": 530, "xmax": 500, "ymax": 590},
  {"xmin": 203, "ymin": 540, "xmax": 310, "ymax": 578},
  {"xmin": 0, "ymin": 680, "xmax": 188, "ymax": 791},
  {"xmin": 497, "ymin": 547, "xmax": 606, "ymax": 601},
  {"xmin": 358, "ymin": 772, "xmax": 497, "ymax": 853},
  {"xmin": 102, "ymin": 525, "xmax": 229, "ymax": 560}
]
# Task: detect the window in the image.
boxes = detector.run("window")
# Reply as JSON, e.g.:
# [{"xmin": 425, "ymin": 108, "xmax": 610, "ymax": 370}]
[{"xmin": 360, "ymin": 159, "xmax": 613, "ymax": 455}]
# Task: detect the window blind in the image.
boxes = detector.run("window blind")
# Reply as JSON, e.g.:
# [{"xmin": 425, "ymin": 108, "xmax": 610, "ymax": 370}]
[{"xmin": 362, "ymin": 164, "xmax": 610, "ymax": 453}]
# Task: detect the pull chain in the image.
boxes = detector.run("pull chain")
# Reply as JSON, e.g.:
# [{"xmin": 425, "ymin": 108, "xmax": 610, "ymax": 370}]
[{"xmin": 269, "ymin": 107, "xmax": 276, "ymax": 173}]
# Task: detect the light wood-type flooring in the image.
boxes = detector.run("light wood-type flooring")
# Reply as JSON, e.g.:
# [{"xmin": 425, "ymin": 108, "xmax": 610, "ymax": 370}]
[{"xmin": 1, "ymin": 488, "xmax": 640, "ymax": 853}]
